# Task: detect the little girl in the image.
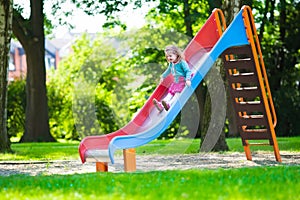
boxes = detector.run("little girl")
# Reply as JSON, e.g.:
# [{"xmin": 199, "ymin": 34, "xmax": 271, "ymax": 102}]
[{"xmin": 153, "ymin": 45, "xmax": 192, "ymax": 112}]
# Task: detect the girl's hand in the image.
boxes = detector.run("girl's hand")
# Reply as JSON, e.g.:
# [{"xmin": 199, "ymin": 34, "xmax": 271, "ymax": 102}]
[{"xmin": 186, "ymin": 80, "xmax": 191, "ymax": 87}]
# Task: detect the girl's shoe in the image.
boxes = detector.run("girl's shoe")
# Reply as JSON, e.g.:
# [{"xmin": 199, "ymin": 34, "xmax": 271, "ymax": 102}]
[
  {"xmin": 153, "ymin": 99, "xmax": 163, "ymax": 113},
  {"xmin": 161, "ymin": 100, "xmax": 170, "ymax": 111}
]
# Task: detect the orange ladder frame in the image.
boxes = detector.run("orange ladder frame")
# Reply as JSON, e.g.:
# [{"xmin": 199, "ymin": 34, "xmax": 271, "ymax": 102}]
[{"xmin": 241, "ymin": 6, "xmax": 281, "ymax": 162}]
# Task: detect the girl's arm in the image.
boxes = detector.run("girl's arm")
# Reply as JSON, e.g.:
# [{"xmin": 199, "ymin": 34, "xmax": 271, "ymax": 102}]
[
  {"xmin": 181, "ymin": 61, "xmax": 192, "ymax": 81},
  {"xmin": 161, "ymin": 63, "xmax": 171, "ymax": 79}
]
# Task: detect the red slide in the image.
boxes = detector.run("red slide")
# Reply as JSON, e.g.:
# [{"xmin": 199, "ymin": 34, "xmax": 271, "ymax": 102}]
[{"xmin": 79, "ymin": 9, "xmax": 226, "ymax": 164}]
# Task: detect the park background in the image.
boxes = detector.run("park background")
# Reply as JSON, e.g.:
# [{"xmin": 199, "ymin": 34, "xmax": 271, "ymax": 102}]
[
  {"xmin": 0, "ymin": 1, "xmax": 299, "ymax": 199},
  {"xmin": 0, "ymin": 0, "xmax": 299, "ymax": 157}
]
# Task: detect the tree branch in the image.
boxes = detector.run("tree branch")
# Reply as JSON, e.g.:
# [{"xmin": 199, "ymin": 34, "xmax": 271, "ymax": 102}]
[{"xmin": 12, "ymin": 9, "xmax": 31, "ymax": 46}]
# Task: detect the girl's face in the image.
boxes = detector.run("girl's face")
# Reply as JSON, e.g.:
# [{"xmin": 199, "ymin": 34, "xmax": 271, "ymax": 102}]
[{"xmin": 166, "ymin": 53, "xmax": 178, "ymax": 63}]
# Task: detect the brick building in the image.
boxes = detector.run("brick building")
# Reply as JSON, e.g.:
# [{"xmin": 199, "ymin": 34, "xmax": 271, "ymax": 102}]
[{"xmin": 8, "ymin": 35, "xmax": 73, "ymax": 82}]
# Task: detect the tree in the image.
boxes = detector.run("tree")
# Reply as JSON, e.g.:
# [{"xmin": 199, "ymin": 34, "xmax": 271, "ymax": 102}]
[
  {"xmin": 47, "ymin": 33, "xmax": 130, "ymax": 140},
  {"xmin": 11, "ymin": 0, "xmax": 149, "ymax": 142},
  {"xmin": 257, "ymin": 0, "xmax": 300, "ymax": 136},
  {"xmin": 11, "ymin": 0, "xmax": 206, "ymax": 143},
  {"xmin": 200, "ymin": 0, "xmax": 254, "ymax": 150},
  {"xmin": 13, "ymin": 0, "xmax": 55, "ymax": 142},
  {"xmin": 0, "ymin": 0, "xmax": 13, "ymax": 152},
  {"xmin": 11, "ymin": 0, "xmax": 297, "ymax": 145}
]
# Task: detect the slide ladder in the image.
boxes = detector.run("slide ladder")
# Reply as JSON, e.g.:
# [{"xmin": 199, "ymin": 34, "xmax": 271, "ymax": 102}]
[
  {"xmin": 221, "ymin": 6, "xmax": 281, "ymax": 162},
  {"xmin": 79, "ymin": 6, "xmax": 281, "ymax": 173}
]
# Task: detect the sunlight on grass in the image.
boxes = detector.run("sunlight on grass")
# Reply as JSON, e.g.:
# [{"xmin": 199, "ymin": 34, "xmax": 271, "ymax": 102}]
[
  {"xmin": 1, "ymin": 136, "xmax": 299, "ymax": 161},
  {"xmin": 0, "ymin": 166, "xmax": 299, "ymax": 199},
  {"xmin": 0, "ymin": 137, "xmax": 299, "ymax": 199},
  {"xmin": 3, "ymin": 142, "xmax": 80, "ymax": 161}
]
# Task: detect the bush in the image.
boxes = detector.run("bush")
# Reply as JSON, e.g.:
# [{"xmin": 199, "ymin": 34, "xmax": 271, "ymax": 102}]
[{"xmin": 7, "ymin": 79, "xmax": 26, "ymax": 138}]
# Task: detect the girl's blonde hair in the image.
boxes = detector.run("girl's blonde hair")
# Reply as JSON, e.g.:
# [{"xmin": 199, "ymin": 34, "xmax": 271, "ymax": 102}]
[{"xmin": 164, "ymin": 45, "xmax": 184, "ymax": 63}]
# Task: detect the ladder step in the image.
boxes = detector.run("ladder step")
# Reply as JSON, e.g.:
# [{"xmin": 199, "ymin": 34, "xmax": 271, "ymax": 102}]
[
  {"xmin": 231, "ymin": 87, "xmax": 261, "ymax": 99},
  {"xmin": 240, "ymin": 132, "xmax": 272, "ymax": 140},
  {"xmin": 225, "ymin": 65, "xmax": 256, "ymax": 72},
  {"xmin": 239, "ymin": 100, "xmax": 261, "ymax": 105},
  {"xmin": 223, "ymin": 59, "xmax": 255, "ymax": 70},
  {"xmin": 235, "ymin": 102, "xmax": 265, "ymax": 113},
  {"xmin": 228, "ymin": 72, "xmax": 258, "ymax": 83},
  {"xmin": 235, "ymin": 86, "xmax": 258, "ymax": 91},
  {"xmin": 248, "ymin": 143, "xmax": 270, "ymax": 146},
  {"xmin": 232, "ymin": 72, "xmax": 254, "ymax": 76},
  {"xmin": 243, "ymin": 128, "xmax": 268, "ymax": 133},
  {"xmin": 232, "ymin": 91, "xmax": 260, "ymax": 99},
  {"xmin": 238, "ymin": 117, "xmax": 267, "ymax": 126},
  {"xmin": 222, "ymin": 46, "xmax": 252, "ymax": 55},
  {"xmin": 242, "ymin": 114, "xmax": 264, "ymax": 119}
]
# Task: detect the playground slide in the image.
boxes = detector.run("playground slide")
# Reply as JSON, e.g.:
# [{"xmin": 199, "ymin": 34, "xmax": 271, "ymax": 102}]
[{"xmin": 79, "ymin": 8, "xmax": 249, "ymax": 164}]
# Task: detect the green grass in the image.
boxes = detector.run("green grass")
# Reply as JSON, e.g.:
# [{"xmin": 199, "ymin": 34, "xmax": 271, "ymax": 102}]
[
  {"xmin": 226, "ymin": 136, "xmax": 300, "ymax": 152},
  {"xmin": 1, "ymin": 136, "xmax": 299, "ymax": 161},
  {"xmin": 1, "ymin": 136, "xmax": 299, "ymax": 199},
  {"xmin": 138, "ymin": 136, "xmax": 300, "ymax": 154},
  {"xmin": 0, "ymin": 166, "xmax": 299, "ymax": 199},
  {"xmin": 1, "ymin": 142, "xmax": 79, "ymax": 161}
]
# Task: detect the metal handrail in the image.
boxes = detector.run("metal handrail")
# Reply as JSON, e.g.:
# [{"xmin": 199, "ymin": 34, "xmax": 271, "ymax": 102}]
[
  {"xmin": 213, "ymin": 8, "xmax": 227, "ymax": 36},
  {"xmin": 241, "ymin": 6, "xmax": 281, "ymax": 162},
  {"xmin": 241, "ymin": 5, "xmax": 277, "ymax": 128}
]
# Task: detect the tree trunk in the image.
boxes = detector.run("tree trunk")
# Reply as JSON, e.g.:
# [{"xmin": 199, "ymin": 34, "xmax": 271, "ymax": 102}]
[
  {"xmin": 182, "ymin": 0, "xmax": 207, "ymax": 139},
  {"xmin": 200, "ymin": 62, "xmax": 228, "ymax": 152},
  {"xmin": 21, "ymin": 42, "xmax": 55, "ymax": 142},
  {"xmin": 208, "ymin": 0, "xmax": 222, "ymax": 12},
  {"xmin": 195, "ymin": 83, "xmax": 206, "ymax": 138},
  {"xmin": 197, "ymin": 2, "xmax": 242, "ymax": 152},
  {"xmin": 12, "ymin": 0, "xmax": 55, "ymax": 142},
  {"xmin": 183, "ymin": 0, "xmax": 193, "ymax": 38},
  {"xmin": 259, "ymin": 0, "xmax": 270, "ymax": 41},
  {"xmin": 0, "ymin": 0, "xmax": 13, "ymax": 152}
]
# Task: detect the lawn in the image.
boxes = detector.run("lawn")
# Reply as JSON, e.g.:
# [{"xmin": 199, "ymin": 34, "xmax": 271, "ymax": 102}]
[
  {"xmin": 2, "ymin": 136, "xmax": 299, "ymax": 161},
  {"xmin": 1, "ymin": 166, "xmax": 299, "ymax": 200},
  {"xmin": 0, "ymin": 136, "xmax": 299, "ymax": 199}
]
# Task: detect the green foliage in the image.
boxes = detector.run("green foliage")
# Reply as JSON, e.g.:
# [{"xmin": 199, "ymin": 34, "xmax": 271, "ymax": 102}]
[
  {"xmin": 255, "ymin": 0, "xmax": 300, "ymax": 136},
  {"xmin": 47, "ymin": 75, "xmax": 75, "ymax": 140},
  {"xmin": 47, "ymin": 29, "xmax": 190, "ymax": 140},
  {"xmin": 70, "ymin": 0, "xmax": 130, "ymax": 30},
  {"xmin": 0, "ymin": 166, "xmax": 299, "ymax": 199},
  {"xmin": 8, "ymin": 26, "xmax": 196, "ymax": 141},
  {"xmin": 10, "ymin": 0, "xmax": 300, "ymax": 142},
  {"xmin": 47, "ymin": 33, "xmax": 133, "ymax": 140},
  {"xmin": 146, "ymin": 0, "xmax": 210, "ymax": 36},
  {"xmin": 7, "ymin": 79, "xmax": 26, "ymax": 138}
]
